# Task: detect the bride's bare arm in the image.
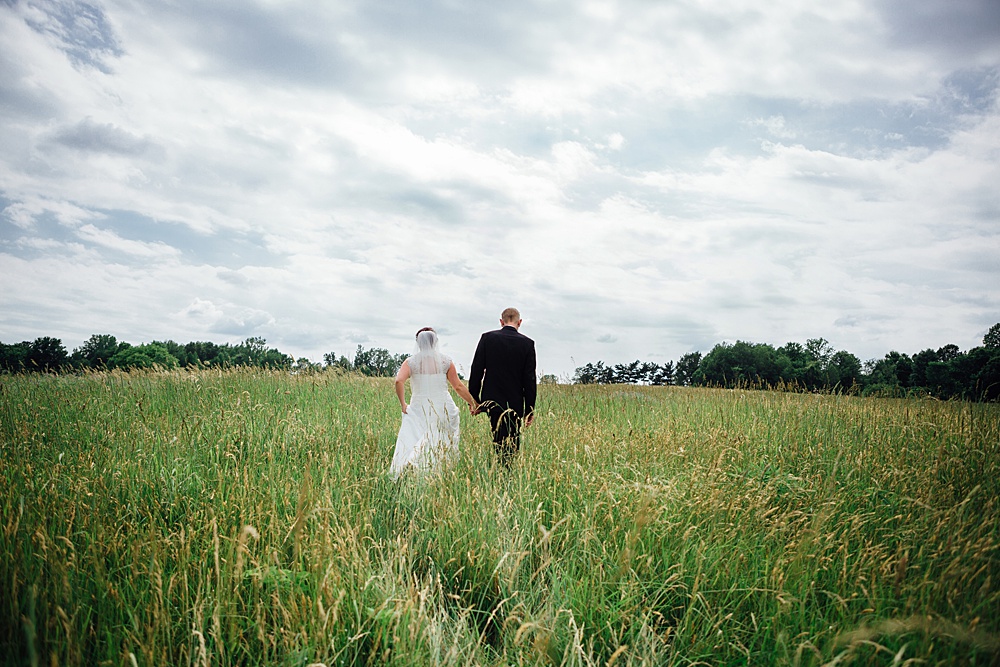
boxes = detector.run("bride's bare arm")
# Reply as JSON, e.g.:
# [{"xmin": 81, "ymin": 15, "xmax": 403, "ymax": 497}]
[
  {"xmin": 447, "ymin": 362, "xmax": 477, "ymax": 411},
  {"xmin": 395, "ymin": 360, "xmax": 410, "ymax": 413}
]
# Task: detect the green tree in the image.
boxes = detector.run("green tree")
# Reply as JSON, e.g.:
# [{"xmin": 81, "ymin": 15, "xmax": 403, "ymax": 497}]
[
  {"xmin": 805, "ymin": 338, "xmax": 835, "ymax": 387},
  {"xmin": 231, "ymin": 337, "xmax": 292, "ymax": 369},
  {"xmin": 925, "ymin": 360, "xmax": 959, "ymax": 398},
  {"xmin": 950, "ymin": 347, "xmax": 994, "ymax": 400},
  {"xmin": 674, "ymin": 352, "xmax": 702, "ymax": 386},
  {"xmin": 259, "ymin": 347, "xmax": 292, "ymax": 369},
  {"xmin": 233, "ymin": 336, "xmax": 268, "ymax": 366},
  {"xmin": 977, "ymin": 351, "xmax": 1000, "ymax": 401},
  {"xmin": 863, "ymin": 351, "xmax": 913, "ymax": 395},
  {"xmin": 775, "ymin": 339, "xmax": 836, "ymax": 389},
  {"xmin": 649, "ymin": 361, "xmax": 674, "ymax": 386},
  {"xmin": 185, "ymin": 341, "xmax": 229, "ymax": 366},
  {"xmin": 805, "ymin": 338, "xmax": 833, "ymax": 366},
  {"xmin": 937, "ymin": 344, "xmax": 961, "ymax": 362},
  {"xmin": 109, "ymin": 343, "xmax": 179, "ymax": 370},
  {"xmin": 323, "ymin": 351, "xmax": 353, "ymax": 371},
  {"xmin": 984, "ymin": 323, "xmax": 1000, "ymax": 349},
  {"xmin": 154, "ymin": 340, "xmax": 191, "ymax": 366},
  {"xmin": 28, "ymin": 337, "xmax": 69, "ymax": 371},
  {"xmin": 697, "ymin": 341, "xmax": 784, "ymax": 388},
  {"xmin": 777, "ymin": 342, "xmax": 809, "ymax": 386},
  {"xmin": 0, "ymin": 341, "xmax": 29, "ymax": 372},
  {"xmin": 353, "ymin": 345, "xmax": 405, "ymax": 377},
  {"xmin": 573, "ymin": 361, "xmax": 610, "ymax": 384},
  {"xmin": 612, "ymin": 360, "xmax": 644, "ymax": 384},
  {"xmin": 909, "ymin": 348, "xmax": 940, "ymax": 389},
  {"xmin": 294, "ymin": 357, "xmax": 321, "ymax": 374},
  {"xmin": 71, "ymin": 334, "xmax": 128, "ymax": 369},
  {"xmin": 827, "ymin": 350, "xmax": 862, "ymax": 390}
]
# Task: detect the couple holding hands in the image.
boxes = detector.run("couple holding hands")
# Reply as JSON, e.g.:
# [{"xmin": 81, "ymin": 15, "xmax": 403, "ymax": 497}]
[{"xmin": 390, "ymin": 308, "xmax": 537, "ymax": 476}]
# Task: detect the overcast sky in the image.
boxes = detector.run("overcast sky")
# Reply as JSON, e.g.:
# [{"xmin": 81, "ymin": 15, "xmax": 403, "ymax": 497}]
[{"xmin": 1, "ymin": 0, "xmax": 998, "ymax": 379}]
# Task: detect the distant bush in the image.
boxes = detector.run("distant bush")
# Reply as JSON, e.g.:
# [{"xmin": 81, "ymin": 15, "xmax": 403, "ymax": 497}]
[{"xmin": 109, "ymin": 342, "xmax": 180, "ymax": 370}]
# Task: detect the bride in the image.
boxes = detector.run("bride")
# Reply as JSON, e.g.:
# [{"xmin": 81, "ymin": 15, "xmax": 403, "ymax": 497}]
[{"xmin": 390, "ymin": 327, "xmax": 478, "ymax": 477}]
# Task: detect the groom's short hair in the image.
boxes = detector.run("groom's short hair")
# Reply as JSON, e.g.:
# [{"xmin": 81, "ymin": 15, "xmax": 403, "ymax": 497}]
[{"xmin": 501, "ymin": 307, "xmax": 520, "ymax": 323}]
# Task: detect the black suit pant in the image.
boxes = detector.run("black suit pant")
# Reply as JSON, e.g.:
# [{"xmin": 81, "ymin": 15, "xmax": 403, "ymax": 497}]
[{"xmin": 486, "ymin": 404, "xmax": 523, "ymax": 468}]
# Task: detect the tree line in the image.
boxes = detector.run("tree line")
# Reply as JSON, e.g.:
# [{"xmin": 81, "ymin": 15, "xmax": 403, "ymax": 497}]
[
  {"xmin": 4, "ymin": 324, "xmax": 999, "ymax": 401},
  {"xmin": 0, "ymin": 334, "xmax": 406, "ymax": 377},
  {"xmin": 573, "ymin": 323, "xmax": 1000, "ymax": 402}
]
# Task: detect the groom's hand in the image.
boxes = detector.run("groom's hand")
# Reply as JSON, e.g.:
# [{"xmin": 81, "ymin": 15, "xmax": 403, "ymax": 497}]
[{"xmin": 525, "ymin": 413, "xmax": 534, "ymax": 427}]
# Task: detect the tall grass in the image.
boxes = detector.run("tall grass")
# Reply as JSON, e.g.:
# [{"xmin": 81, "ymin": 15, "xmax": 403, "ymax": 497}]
[{"xmin": 1, "ymin": 369, "xmax": 997, "ymax": 665}]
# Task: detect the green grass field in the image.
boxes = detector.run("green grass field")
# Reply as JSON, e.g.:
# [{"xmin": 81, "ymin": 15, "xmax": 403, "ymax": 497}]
[{"xmin": 1, "ymin": 369, "xmax": 998, "ymax": 666}]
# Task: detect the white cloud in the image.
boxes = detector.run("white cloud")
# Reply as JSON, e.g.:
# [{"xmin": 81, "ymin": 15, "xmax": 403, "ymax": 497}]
[
  {"xmin": 749, "ymin": 116, "xmax": 797, "ymax": 140},
  {"xmin": 0, "ymin": 0, "xmax": 997, "ymax": 374},
  {"xmin": 177, "ymin": 298, "xmax": 224, "ymax": 321},
  {"xmin": 75, "ymin": 224, "xmax": 180, "ymax": 259}
]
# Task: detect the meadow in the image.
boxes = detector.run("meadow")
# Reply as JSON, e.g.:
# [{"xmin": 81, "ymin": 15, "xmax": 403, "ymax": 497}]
[{"xmin": 1, "ymin": 369, "xmax": 998, "ymax": 666}]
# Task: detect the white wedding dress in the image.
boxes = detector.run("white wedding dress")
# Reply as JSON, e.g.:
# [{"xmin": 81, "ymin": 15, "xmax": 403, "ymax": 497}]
[{"xmin": 390, "ymin": 338, "xmax": 460, "ymax": 478}]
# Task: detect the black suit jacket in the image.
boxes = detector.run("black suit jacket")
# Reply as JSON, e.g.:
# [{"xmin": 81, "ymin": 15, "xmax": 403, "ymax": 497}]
[{"xmin": 469, "ymin": 326, "xmax": 537, "ymax": 417}]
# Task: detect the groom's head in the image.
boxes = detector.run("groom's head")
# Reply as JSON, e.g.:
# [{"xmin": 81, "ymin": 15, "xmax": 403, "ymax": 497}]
[{"xmin": 500, "ymin": 307, "xmax": 522, "ymax": 329}]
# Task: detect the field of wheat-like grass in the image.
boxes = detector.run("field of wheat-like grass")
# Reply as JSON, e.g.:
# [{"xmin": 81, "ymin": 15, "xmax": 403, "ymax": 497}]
[{"xmin": 1, "ymin": 368, "xmax": 998, "ymax": 666}]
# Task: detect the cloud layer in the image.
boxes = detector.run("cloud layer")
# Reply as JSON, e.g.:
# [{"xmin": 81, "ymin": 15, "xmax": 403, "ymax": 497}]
[{"xmin": 2, "ymin": 0, "xmax": 998, "ymax": 377}]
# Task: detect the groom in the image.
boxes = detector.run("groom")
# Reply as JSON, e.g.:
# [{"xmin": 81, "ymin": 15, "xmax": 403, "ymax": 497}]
[{"xmin": 470, "ymin": 307, "xmax": 537, "ymax": 467}]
